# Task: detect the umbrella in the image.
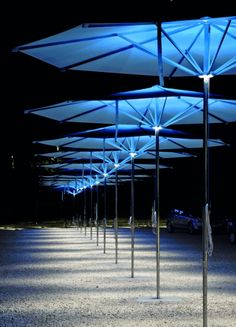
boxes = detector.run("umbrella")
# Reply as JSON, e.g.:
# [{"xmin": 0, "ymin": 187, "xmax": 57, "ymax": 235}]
[
  {"xmin": 13, "ymin": 17, "xmax": 236, "ymax": 77},
  {"xmin": 25, "ymin": 86, "xmax": 236, "ymax": 127}
]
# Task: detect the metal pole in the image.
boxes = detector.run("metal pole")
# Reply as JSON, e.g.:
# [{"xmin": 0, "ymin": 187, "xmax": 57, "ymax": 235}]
[
  {"xmin": 104, "ymin": 176, "xmax": 107, "ymax": 254},
  {"xmin": 153, "ymin": 21, "xmax": 163, "ymax": 298},
  {"xmin": 82, "ymin": 165, "xmax": 86, "ymax": 235},
  {"xmin": 89, "ymin": 153, "xmax": 93, "ymax": 240},
  {"xmin": 115, "ymin": 169, "xmax": 118, "ymax": 264},
  {"xmin": 90, "ymin": 185, "xmax": 93, "ymax": 240},
  {"xmin": 79, "ymin": 191, "xmax": 83, "ymax": 233},
  {"xmin": 157, "ymin": 21, "xmax": 164, "ymax": 87},
  {"xmin": 131, "ymin": 156, "xmax": 135, "ymax": 278},
  {"xmin": 114, "ymin": 99, "xmax": 119, "ymax": 263},
  {"xmin": 96, "ymin": 183, "xmax": 99, "ymax": 246},
  {"xmin": 61, "ymin": 190, "xmax": 65, "ymax": 227},
  {"xmin": 155, "ymin": 130, "xmax": 160, "ymax": 299},
  {"xmin": 84, "ymin": 187, "xmax": 87, "ymax": 236},
  {"xmin": 73, "ymin": 192, "xmax": 76, "ymax": 228},
  {"xmin": 103, "ymin": 138, "xmax": 107, "ymax": 254},
  {"xmin": 203, "ymin": 75, "xmax": 210, "ymax": 327}
]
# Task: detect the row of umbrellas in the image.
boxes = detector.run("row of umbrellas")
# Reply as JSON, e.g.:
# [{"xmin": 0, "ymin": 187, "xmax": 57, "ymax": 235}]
[{"xmin": 14, "ymin": 15, "xmax": 236, "ymax": 326}]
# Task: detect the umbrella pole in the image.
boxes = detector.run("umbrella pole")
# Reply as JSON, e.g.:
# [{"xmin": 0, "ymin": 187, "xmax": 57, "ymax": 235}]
[
  {"xmin": 115, "ymin": 169, "xmax": 118, "ymax": 264},
  {"xmin": 114, "ymin": 99, "xmax": 119, "ymax": 263},
  {"xmin": 90, "ymin": 153, "xmax": 93, "ymax": 240},
  {"xmin": 61, "ymin": 189, "xmax": 64, "ymax": 222},
  {"xmin": 82, "ymin": 165, "xmax": 86, "ymax": 235},
  {"xmin": 103, "ymin": 177, "xmax": 107, "ymax": 254},
  {"xmin": 203, "ymin": 75, "xmax": 210, "ymax": 327},
  {"xmin": 84, "ymin": 188, "xmax": 87, "ymax": 236},
  {"xmin": 131, "ymin": 156, "xmax": 135, "ymax": 278},
  {"xmin": 96, "ymin": 183, "xmax": 99, "ymax": 246},
  {"xmin": 155, "ymin": 130, "xmax": 160, "ymax": 299},
  {"xmin": 73, "ymin": 192, "xmax": 76, "ymax": 228},
  {"xmin": 90, "ymin": 185, "xmax": 93, "ymax": 240},
  {"xmin": 154, "ymin": 21, "xmax": 163, "ymax": 299},
  {"xmin": 80, "ymin": 192, "xmax": 83, "ymax": 233}
]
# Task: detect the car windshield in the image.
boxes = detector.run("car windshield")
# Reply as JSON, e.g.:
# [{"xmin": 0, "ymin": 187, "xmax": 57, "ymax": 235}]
[{"xmin": 172, "ymin": 209, "xmax": 194, "ymax": 217}]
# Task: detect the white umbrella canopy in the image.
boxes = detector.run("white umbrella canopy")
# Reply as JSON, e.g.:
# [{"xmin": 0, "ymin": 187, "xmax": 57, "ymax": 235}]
[
  {"xmin": 38, "ymin": 149, "xmax": 195, "ymax": 161},
  {"xmin": 35, "ymin": 134, "xmax": 226, "ymax": 152},
  {"xmin": 25, "ymin": 86, "xmax": 236, "ymax": 126},
  {"xmin": 13, "ymin": 16, "xmax": 236, "ymax": 77},
  {"xmin": 39, "ymin": 161, "xmax": 169, "ymax": 174},
  {"xmin": 40, "ymin": 174, "xmax": 151, "ymax": 189}
]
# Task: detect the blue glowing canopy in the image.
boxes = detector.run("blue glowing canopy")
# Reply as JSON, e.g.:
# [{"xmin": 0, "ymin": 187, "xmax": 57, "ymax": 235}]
[
  {"xmin": 36, "ymin": 135, "xmax": 226, "ymax": 153},
  {"xmin": 14, "ymin": 16, "xmax": 236, "ymax": 77},
  {"xmin": 25, "ymin": 86, "xmax": 236, "ymax": 127}
]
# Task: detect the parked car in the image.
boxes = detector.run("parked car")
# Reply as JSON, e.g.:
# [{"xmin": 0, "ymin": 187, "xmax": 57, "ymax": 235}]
[
  {"xmin": 166, "ymin": 208, "xmax": 202, "ymax": 234},
  {"xmin": 226, "ymin": 217, "xmax": 236, "ymax": 244}
]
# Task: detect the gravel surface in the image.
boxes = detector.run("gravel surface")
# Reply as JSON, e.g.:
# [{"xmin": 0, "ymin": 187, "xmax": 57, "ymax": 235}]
[{"xmin": 0, "ymin": 227, "xmax": 235, "ymax": 326}]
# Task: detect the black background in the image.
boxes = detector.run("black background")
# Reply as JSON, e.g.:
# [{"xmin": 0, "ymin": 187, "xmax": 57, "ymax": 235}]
[{"xmin": 2, "ymin": 1, "xmax": 236, "ymax": 223}]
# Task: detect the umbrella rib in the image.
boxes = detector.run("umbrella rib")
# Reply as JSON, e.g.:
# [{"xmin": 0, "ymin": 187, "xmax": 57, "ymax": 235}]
[
  {"xmin": 166, "ymin": 98, "xmax": 227, "ymax": 125},
  {"xmin": 25, "ymin": 101, "xmax": 78, "ymax": 114},
  {"xmin": 212, "ymin": 21, "xmax": 236, "ymax": 41},
  {"xmin": 60, "ymin": 137, "xmax": 87, "ymax": 147},
  {"xmin": 112, "ymin": 151, "xmax": 120, "ymax": 164},
  {"xmin": 161, "ymin": 27, "xmax": 203, "ymax": 75},
  {"xmin": 141, "ymin": 100, "xmax": 157, "ymax": 126},
  {"xmin": 165, "ymin": 138, "xmax": 187, "ymax": 149},
  {"xmin": 208, "ymin": 20, "xmax": 232, "ymax": 73},
  {"xmin": 61, "ymin": 104, "xmax": 109, "ymax": 122},
  {"xmin": 163, "ymin": 21, "xmax": 202, "ymax": 36},
  {"xmin": 117, "ymin": 33, "xmax": 157, "ymax": 57},
  {"xmin": 163, "ymin": 98, "xmax": 203, "ymax": 126},
  {"xmin": 214, "ymin": 56, "xmax": 236, "ymax": 75},
  {"xmin": 158, "ymin": 97, "xmax": 167, "ymax": 126},
  {"xmin": 162, "ymin": 56, "xmax": 199, "ymax": 76},
  {"xmin": 14, "ymin": 33, "xmax": 125, "ymax": 51},
  {"xmin": 83, "ymin": 22, "xmax": 154, "ymax": 28},
  {"xmin": 63, "ymin": 44, "xmax": 134, "ymax": 70},
  {"xmin": 124, "ymin": 100, "xmax": 153, "ymax": 126},
  {"xmin": 63, "ymin": 34, "xmax": 158, "ymax": 71}
]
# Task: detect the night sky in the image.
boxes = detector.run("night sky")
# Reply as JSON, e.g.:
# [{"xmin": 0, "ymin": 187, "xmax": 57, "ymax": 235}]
[{"xmin": 2, "ymin": 1, "xmax": 236, "ymax": 222}]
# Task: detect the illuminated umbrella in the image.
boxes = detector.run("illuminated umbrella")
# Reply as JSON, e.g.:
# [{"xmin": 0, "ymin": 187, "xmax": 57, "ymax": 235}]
[{"xmin": 13, "ymin": 17, "xmax": 236, "ymax": 77}]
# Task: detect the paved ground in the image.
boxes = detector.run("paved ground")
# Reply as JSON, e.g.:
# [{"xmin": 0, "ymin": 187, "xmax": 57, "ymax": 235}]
[{"xmin": 0, "ymin": 226, "xmax": 235, "ymax": 326}]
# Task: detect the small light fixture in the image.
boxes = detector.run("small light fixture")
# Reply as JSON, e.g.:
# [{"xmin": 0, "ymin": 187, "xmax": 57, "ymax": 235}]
[
  {"xmin": 129, "ymin": 152, "xmax": 137, "ymax": 158},
  {"xmin": 103, "ymin": 173, "xmax": 108, "ymax": 177},
  {"xmin": 199, "ymin": 74, "xmax": 213, "ymax": 81},
  {"xmin": 152, "ymin": 125, "xmax": 162, "ymax": 132},
  {"xmin": 95, "ymin": 181, "xmax": 100, "ymax": 185},
  {"xmin": 114, "ymin": 163, "xmax": 120, "ymax": 168}
]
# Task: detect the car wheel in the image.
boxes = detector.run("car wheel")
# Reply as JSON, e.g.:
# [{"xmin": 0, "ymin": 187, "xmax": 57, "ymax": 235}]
[
  {"xmin": 188, "ymin": 222, "xmax": 195, "ymax": 234},
  {"xmin": 228, "ymin": 231, "xmax": 236, "ymax": 244},
  {"xmin": 167, "ymin": 222, "xmax": 174, "ymax": 233}
]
